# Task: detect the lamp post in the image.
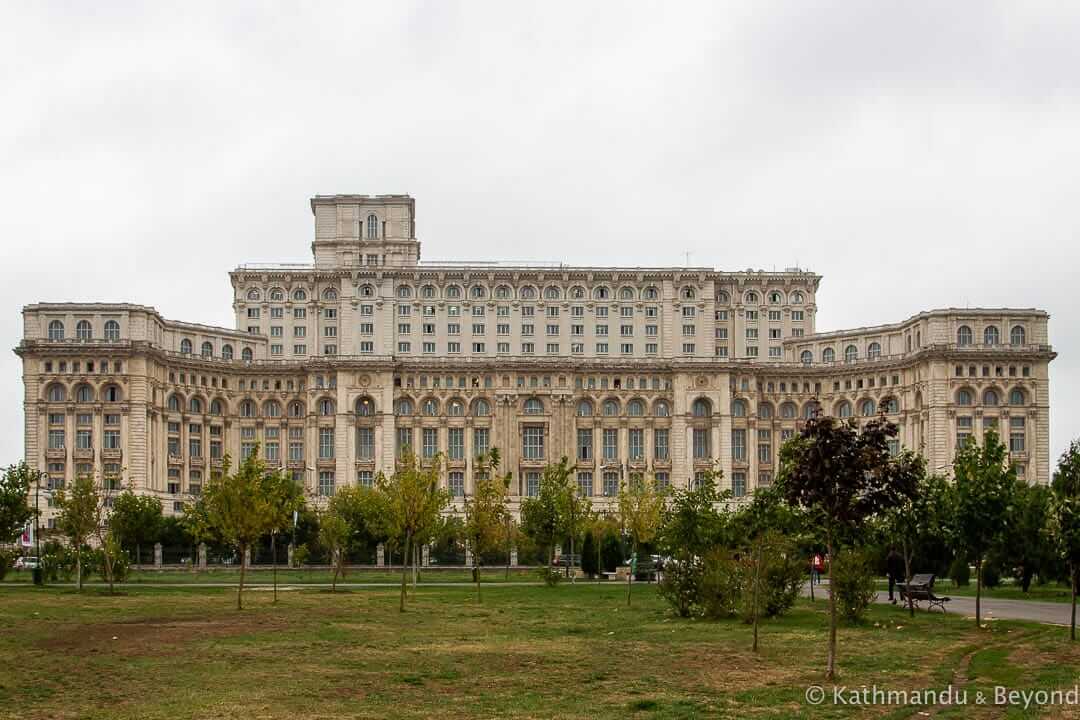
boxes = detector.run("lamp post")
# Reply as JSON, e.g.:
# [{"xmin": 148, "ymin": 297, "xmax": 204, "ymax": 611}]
[{"xmin": 33, "ymin": 471, "xmax": 46, "ymax": 586}]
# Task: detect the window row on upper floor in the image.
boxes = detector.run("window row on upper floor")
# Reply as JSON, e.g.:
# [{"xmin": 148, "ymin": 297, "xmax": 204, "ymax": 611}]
[
  {"xmin": 956, "ymin": 325, "xmax": 1028, "ymax": 347},
  {"xmin": 955, "ymin": 386, "xmax": 1029, "ymax": 407},
  {"xmin": 46, "ymin": 319, "xmax": 121, "ymax": 342},
  {"xmin": 800, "ymin": 342, "xmax": 885, "ymax": 364},
  {"xmin": 177, "ymin": 338, "xmax": 255, "ymax": 361},
  {"xmin": 44, "ymin": 382, "xmax": 123, "ymax": 403},
  {"xmin": 714, "ymin": 289, "xmax": 807, "ymax": 306}
]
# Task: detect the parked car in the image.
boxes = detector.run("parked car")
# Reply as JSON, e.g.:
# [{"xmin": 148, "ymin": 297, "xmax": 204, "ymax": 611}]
[
  {"xmin": 633, "ymin": 554, "xmax": 665, "ymax": 582},
  {"xmin": 14, "ymin": 556, "xmax": 40, "ymax": 570}
]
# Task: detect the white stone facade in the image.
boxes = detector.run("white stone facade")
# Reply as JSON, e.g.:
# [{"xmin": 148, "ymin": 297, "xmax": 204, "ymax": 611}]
[{"xmin": 16, "ymin": 194, "xmax": 1055, "ymax": 523}]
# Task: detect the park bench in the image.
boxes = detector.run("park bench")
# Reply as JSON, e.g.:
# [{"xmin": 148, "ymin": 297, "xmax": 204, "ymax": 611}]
[{"xmin": 897, "ymin": 573, "xmax": 951, "ymax": 613}]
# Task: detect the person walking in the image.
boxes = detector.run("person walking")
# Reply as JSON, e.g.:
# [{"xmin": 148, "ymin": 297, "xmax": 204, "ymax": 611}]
[{"xmin": 886, "ymin": 547, "xmax": 904, "ymax": 604}]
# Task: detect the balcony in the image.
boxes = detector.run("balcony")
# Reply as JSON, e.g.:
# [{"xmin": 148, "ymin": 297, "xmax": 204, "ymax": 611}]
[
  {"xmin": 73, "ymin": 448, "xmax": 94, "ymax": 461},
  {"xmin": 167, "ymin": 453, "xmax": 184, "ymax": 466},
  {"xmin": 45, "ymin": 447, "xmax": 66, "ymax": 460},
  {"xmin": 101, "ymin": 448, "xmax": 123, "ymax": 461},
  {"xmin": 189, "ymin": 456, "xmax": 205, "ymax": 468}
]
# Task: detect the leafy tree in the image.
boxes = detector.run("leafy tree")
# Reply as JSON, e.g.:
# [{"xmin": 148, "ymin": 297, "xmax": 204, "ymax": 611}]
[
  {"xmin": 378, "ymin": 449, "xmax": 449, "ymax": 612},
  {"xmin": 600, "ymin": 524, "xmax": 622, "ymax": 573},
  {"xmin": 108, "ymin": 490, "xmax": 162, "ymax": 568},
  {"xmin": 260, "ymin": 470, "xmax": 305, "ymax": 603},
  {"xmin": 53, "ymin": 474, "xmax": 104, "ymax": 592},
  {"xmin": 581, "ymin": 529, "xmax": 598, "ymax": 578},
  {"xmin": 463, "ymin": 449, "xmax": 511, "ymax": 601},
  {"xmin": 1050, "ymin": 439, "xmax": 1080, "ymax": 640},
  {"xmin": 0, "ymin": 462, "xmax": 39, "ymax": 544},
  {"xmin": 558, "ymin": 465, "xmax": 592, "ymax": 583},
  {"xmin": 777, "ymin": 415, "xmax": 922, "ymax": 680},
  {"xmin": 184, "ymin": 450, "xmax": 285, "ymax": 610},
  {"xmin": 617, "ymin": 473, "xmax": 664, "ymax": 606},
  {"xmin": 317, "ymin": 506, "xmax": 349, "ymax": 592},
  {"xmin": 1000, "ymin": 481, "xmax": 1054, "ymax": 592},
  {"xmin": 657, "ymin": 466, "xmax": 729, "ymax": 561},
  {"xmin": 881, "ymin": 469, "xmax": 952, "ymax": 617},
  {"xmin": 952, "ymin": 430, "xmax": 1017, "ymax": 629},
  {"xmin": 520, "ymin": 457, "xmax": 576, "ymax": 570}
]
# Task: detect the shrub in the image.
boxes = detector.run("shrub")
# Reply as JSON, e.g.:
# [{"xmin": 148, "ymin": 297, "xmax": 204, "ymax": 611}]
[
  {"xmin": 949, "ymin": 558, "xmax": 971, "ymax": 587},
  {"xmin": 981, "ymin": 563, "xmax": 1001, "ymax": 589},
  {"xmin": 658, "ymin": 555, "xmax": 703, "ymax": 618},
  {"xmin": 96, "ymin": 542, "xmax": 130, "ymax": 584},
  {"xmin": 600, "ymin": 531, "xmax": 622, "ymax": 573},
  {"xmin": 537, "ymin": 565, "xmax": 563, "ymax": 587},
  {"xmin": 743, "ymin": 536, "xmax": 804, "ymax": 620},
  {"xmin": 831, "ymin": 550, "xmax": 877, "ymax": 624},
  {"xmin": 0, "ymin": 549, "xmax": 15, "ymax": 581},
  {"xmin": 700, "ymin": 550, "xmax": 742, "ymax": 619},
  {"xmin": 292, "ymin": 544, "xmax": 310, "ymax": 569},
  {"xmin": 581, "ymin": 530, "xmax": 599, "ymax": 578}
]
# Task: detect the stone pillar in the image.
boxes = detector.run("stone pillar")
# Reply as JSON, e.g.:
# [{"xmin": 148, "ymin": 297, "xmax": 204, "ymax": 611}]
[
  {"xmin": 377, "ymin": 543, "xmax": 385, "ymax": 567},
  {"xmin": 464, "ymin": 545, "xmax": 473, "ymax": 568},
  {"xmin": 510, "ymin": 546, "xmax": 518, "ymax": 567},
  {"xmin": 198, "ymin": 543, "xmax": 207, "ymax": 570},
  {"xmin": 287, "ymin": 543, "xmax": 294, "ymax": 568},
  {"xmin": 422, "ymin": 544, "xmax": 430, "ymax": 567},
  {"xmin": 154, "ymin": 542, "xmax": 162, "ymax": 568},
  {"xmin": 244, "ymin": 546, "xmax": 252, "ymax": 568}
]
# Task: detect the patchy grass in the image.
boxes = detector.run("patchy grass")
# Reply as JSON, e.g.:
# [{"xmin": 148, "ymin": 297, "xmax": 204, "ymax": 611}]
[{"xmin": 1, "ymin": 584, "xmax": 1079, "ymax": 719}]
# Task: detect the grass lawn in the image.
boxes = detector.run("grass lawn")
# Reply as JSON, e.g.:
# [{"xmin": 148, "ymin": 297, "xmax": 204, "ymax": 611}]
[
  {"xmin": 2, "ymin": 583, "xmax": 1080, "ymax": 719},
  {"xmin": 876, "ymin": 578, "xmax": 1076, "ymax": 604},
  {"xmin": 2, "ymin": 566, "xmax": 542, "ymax": 585}
]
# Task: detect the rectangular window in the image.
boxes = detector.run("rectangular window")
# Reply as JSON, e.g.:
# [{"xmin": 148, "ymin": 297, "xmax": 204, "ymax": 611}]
[
  {"xmin": 318, "ymin": 471, "xmax": 335, "ymax": 497},
  {"xmin": 654, "ymin": 429, "xmax": 669, "ymax": 460},
  {"xmin": 76, "ymin": 429, "xmax": 92, "ymax": 450},
  {"xmin": 628, "ymin": 429, "xmax": 644, "ymax": 461},
  {"xmin": 448, "ymin": 428, "xmax": 464, "ymax": 460},
  {"xmin": 398, "ymin": 304, "xmax": 410, "ymax": 316},
  {"xmin": 792, "ymin": 310, "xmax": 804, "ymax": 321},
  {"xmin": 448, "ymin": 471, "xmax": 464, "ymax": 497},
  {"xmin": 422, "ymin": 427, "xmax": 438, "ymax": 459},
  {"xmin": 758, "ymin": 471, "xmax": 773, "ymax": 487},
  {"xmin": 473, "ymin": 323, "xmax": 486, "ymax": 335},
  {"xmin": 525, "ymin": 471, "xmax": 541, "ymax": 497},
  {"xmin": 264, "ymin": 442, "xmax": 279, "ymax": 462},
  {"xmin": 757, "ymin": 429, "xmax": 771, "ymax": 464},
  {"xmin": 522, "ymin": 426, "xmax": 545, "ymax": 460},
  {"xmin": 655, "ymin": 472, "xmax": 670, "ymax": 491},
  {"xmin": 957, "ymin": 416, "xmax": 973, "ymax": 448},
  {"xmin": 682, "ymin": 343, "xmax": 696, "ymax": 354},
  {"xmin": 522, "ymin": 342, "xmax": 534, "ymax": 354},
  {"xmin": 357, "ymin": 470, "xmax": 374, "ymax": 488},
  {"xmin": 319, "ymin": 427, "xmax": 335, "ymax": 459},
  {"xmin": 746, "ymin": 328, "xmax": 759, "ymax": 340},
  {"xmin": 596, "ymin": 343, "xmax": 608, "ymax": 354},
  {"xmin": 103, "ymin": 430, "xmax": 120, "ymax": 449},
  {"xmin": 356, "ymin": 427, "xmax": 374, "ymax": 460},
  {"xmin": 473, "ymin": 428, "xmax": 490, "ymax": 458},
  {"xmin": 620, "ymin": 343, "xmax": 633, "ymax": 354},
  {"xmin": 602, "ymin": 428, "xmax": 618, "ymax": 461},
  {"xmin": 1010, "ymin": 417, "xmax": 1026, "ymax": 453},
  {"xmin": 189, "ymin": 436, "xmax": 202, "ymax": 458},
  {"xmin": 521, "ymin": 324, "xmax": 534, "ymax": 336},
  {"xmin": 692, "ymin": 428, "xmax": 709, "ymax": 459},
  {"xmin": 602, "ymin": 471, "xmax": 619, "ymax": 497},
  {"xmin": 732, "ymin": 429, "xmax": 747, "ymax": 461},
  {"xmin": 48, "ymin": 429, "xmax": 66, "ymax": 450},
  {"xmin": 577, "ymin": 471, "xmax": 593, "ymax": 497},
  {"xmin": 577, "ymin": 428, "xmax": 593, "ymax": 461},
  {"xmin": 497, "ymin": 342, "xmax": 510, "ymax": 353},
  {"xmin": 732, "ymin": 472, "xmax": 747, "ymax": 498}
]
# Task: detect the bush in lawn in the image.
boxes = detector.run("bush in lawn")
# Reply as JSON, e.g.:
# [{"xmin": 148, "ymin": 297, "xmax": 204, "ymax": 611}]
[
  {"xmin": 0, "ymin": 549, "xmax": 15, "ymax": 581},
  {"xmin": 741, "ymin": 537, "xmax": 805, "ymax": 620},
  {"xmin": 981, "ymin": 563, "xmax": 1001, "ymax": 589},
  {"xmin": 658, "ymin": 555, "xmax": 704, "ymax": 618},
  {"xmin": 581, "ymin": 530, "xmax": 598, "ymax": 578},
  {"xmin": 95, "ymin": 542, "xmax": 130, "ymax": 584},
  {"xmin": 949, "ymin": 557, "xmax": 971, "ymax": 587},
  {"xmin": 831, "ymin": 550, "xmax": 877, "ymax": 624},
  {"xmin": 600, "ymin": 530, "xmax": 622, "ymax": 573},
  {"xmin": 537, "ymin": 565, "xmax": 563, "ymax": 586},
  {"xmin": 699, "ymin": 549, "xmax": 742, "ymax": 619}
]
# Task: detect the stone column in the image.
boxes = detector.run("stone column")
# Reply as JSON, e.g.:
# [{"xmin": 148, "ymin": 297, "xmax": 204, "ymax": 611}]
[
  {"xmin": 198, "ymin": 543, "xmax": 207, "ymax": 570},
  {"xmin": 464, "ymin": 545, "xmax": 473, "ymax": 568},
  {"xmin": 154, "ymin": 542, "xmax": 162, "ymax": 568},
  {"xmin": 377, "ymin": 543, "xmax": 385, "ymax": 567},
  {"xmin": 510, "ymin": 546, "xmax": 518, "ymax": 567},
  {"xmin": 422, "ymin": 544, "xmax": 430, "ymax": 567},
  {"xmin": 244, "ymin": 546, "xmax": 252, "ymax": 568},
  {"xmin": 287, "ymin": 543, "xmax": 294, "ymax": 569}
]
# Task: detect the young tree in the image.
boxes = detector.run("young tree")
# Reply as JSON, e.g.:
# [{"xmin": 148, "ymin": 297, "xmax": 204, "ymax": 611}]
[
  {"xmin": 881, "ymin": 468, "xmax": 952, "ymax": 618},
  {"xmin": 952, "ymin": 429, "xmax": 1017, "ymax": 629},
  {"xmin": 378, "ymin": 449, "xmax": 449, "ymax": 612},
  {"xmin": 520, "ymin": 457, "xmax": 576, "ymax": 571},
  {"xmin": 185, "ymin": 450, "xmax": 284, "ymax": 610},
  {"xmin": 0, "ymin": 462, "xmax": 38, "ymax": 544},
  {"xmin": 581, "ymin": 529, "xmax": 598, "ymax": 579},
  {"xmin": 317, "ymin": 507, "xmax": 349, "ymax": 592},
  {"xmin": 657, "ymin": 466, "xmax": 729, "ymax": 561},
  {"xmin": 1050, "ymin": 439, "xmax": 1080, "ymax": 640},
  {"xmin": 463, "ymin": 449, "xmax": 511, "ymax": 601},
  {"xmin": 53, "ymin": 474, "xmax": 102, "ymax": 592},
  {"xmin": 1000, "ymin": 481, "xmax": 1053, "ymax": 593},
  {"xmin": 109, "ymin": 490, "xmax": 163, "ymax": 569},
  {"xmin": 261, "ymin": 470, "xmax": 305, "ymax": 603},
  {"xmin": 777, "ymin": 415, "xmax": 922, "ymax": 681},
  {"xmin": 617, "ymin": 473, "xmax": 664, "ymax": 606}
]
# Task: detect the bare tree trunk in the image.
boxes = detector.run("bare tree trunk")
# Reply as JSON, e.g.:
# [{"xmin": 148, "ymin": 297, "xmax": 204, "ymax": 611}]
[
  {"xmin": 272, "ymin": 532, "xmax": 278, "ymax": 604},
  {"xmin": 237, "ymin": 543, "xmax": 246, "ymax": 611},
  {"xmin": 570, "ymin": 532, "xmax": 575, "ymax": 585},
  {"xmin": 809, "ymin": 560, "xmax": 815, "ymax": 602},
  {"xmin": 751, "ymin": 540, "xmax": 762, "ymax": 653},
  {"xmin": 412, "ymin": 544, "xmax": 418, "ymax": 590},
  {"xmin": 1071, "ymin": 563, "xmax": 1076, "ymax": 642},
  {"xmin": 626, "ymin": 543, "xmax": 634, "ymax": 608},
  {"xmin": 826, "ymin": 538, "xmax": 836, "ymax": 681},
  {"xmin": 975, "ymin": 556, "xmax": 983, "ymax": 628},
  {"xmin": 332, "ymin": 549, "xmax": 338, "ymax": 592},
  {"xmin": 136, "ymin": 542, "xmax": 141, "ymax": 572},
  {"xmin": 76, "ymin": 543, "xmax": 83, "ymax": 593},
  {"xmin": 904, "ymin": 544, "xmax": 915, "ymax": 619},
  {"xmin": 399, "ymin": 532, "xmax": 411, "ymax": 612}
]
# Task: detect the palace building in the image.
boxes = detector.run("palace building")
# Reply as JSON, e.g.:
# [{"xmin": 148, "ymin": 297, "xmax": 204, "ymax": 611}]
[{"xmin": 16, "ymin": 194, "xmax": 1055, "ymax": 524}]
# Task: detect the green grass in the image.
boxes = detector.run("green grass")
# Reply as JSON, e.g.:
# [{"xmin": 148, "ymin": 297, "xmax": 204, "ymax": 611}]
[
  {"xmin": 2, "ymin": 566, "xmax": 542, "ymax": 585},
  {"xmin": 1, "ymin": 583, "xmax": 1078, "ymax": 719}
]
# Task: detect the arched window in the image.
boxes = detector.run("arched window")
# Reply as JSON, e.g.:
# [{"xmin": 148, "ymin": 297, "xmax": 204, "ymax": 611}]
[
  {"xmin": 190, "ymin": 397, "xmax": 203, "ymax": 414},
  {"xmin": 681, "ymin": 287, "xmax": 696, "ymax": 300},
  {"xmin": 957, "ymin": 326, "xmax": 973, "ymax": 346},
  {"xmin": 221, "ymin": 344, "xmax": 233, "ymax": 360},
  {"xmin": 983, "ymin": 389, "xmax": 999, "ymax": 406},
  {"xmin": 292, "ymin": 288, "xmax": 307, "ymax": 301},
  {"xmin": 421, "ymin": 398, "xmax": 439, "ymax": 416},
  {"xmin": 288, "ymin": 401, "xmax": 305, "ymax": 418},
  {"xmin": 602, "ymin": 399, "xmax": 619, "ymax": 416},
  {"xmin": 716, "ymin": 290, "xmax": 729, "ymax": 304},
  {"xmin": 246, "ymin": 288, "xmax": 261, "ymax": 301},
  {"xmin": 768, "ymin": 291, "xmax": 783, "ymax": 304},
  {"xmin": 780, "ymin": 402, "xmax": 797, "ymax": 419},
  {"xmin": 201, "ymin": 342, "xmax": 213, "ymax": 357},
  {"xmin": 836, "ymin": 401, "xmax": 853, "ymax": 418},
  {"xmin": 627, "ymin": 399, "xmax": 645, "ymax": 417},
  {"xmin": 103, "ymin": 385, "xmax": 121, "ymax": 403},
  {"xmin": 75, "ymin": 384, "xmax": 93, "ymax": 403},
  {"xmin": 859, "ymin": 399, "xmax": 876, "ymax": 416},
  {"xmin": 356, "ymin": 397, "xmax": 375, "ymax": 416},
  {"xmin": 239, "ymin": 399, "xmax": 256, "ymax": 417},
  {"xmin": 396, "ymin": 398, "xmax": 414, "ymax": 416},
  {"xmin": 47, "ymin": 383, "xmax": 66, "ymax": 402},
  {"xmin": 791, "ymin": 292, "xmax": 804, "ymax": 304},
  {"xmin": 495, "ymin": 285, "xmax": 512, "ymax": 299},
  {"xmin": 446, "ymin": 285, "xmax": 462, "ymax": 299},
  {"xmin": 800, "ymin": 350, "xmax": 813, "ymax": 365},
  {"xmin": 210, "ymin": 399, "xmax": 223, "ymax": 416},
  {"xmin": 472, "ymin": 398, "xmax": 490, "ymax": 417},
  {"xmin": 180, "ymin": 338, "xmax": 193, "ymax": 354},
  {"xmin": 1009, "ymin": 389, "xmax": 1025, "ymax": 406},
  {"xmin": 322, "ymin": 287, "xmax": 338, "ymax": 301},
  {"xmin": 269, "ymin": 288, "xmax": 285, "ymax": 302},
  {"xmin": 984, "ymin": 326, "xmax": 999, "ymax": 346},
  {"xmin": 104, "ymin": 320, "xmax": 120, "ymax": 341},
  {"xmin": 570, "ymin": 286, "xmax": 586, "ymax": 300},
  {"xmin": 593, "ymin": 286, "xmax": 609, "ymax": 301},
  {"xmin": 544, "ymin": 286, "xmax": 561, "ymax": 300},
  {"xmin": 643, "ymin": 286, "xmax": 659, "ymax": 300},
  {"xmin": 882, "ymin": 397, "xmax": 899, "ymax": 414},
  {"xmin": 758, "ymin": 402, "xmax": 773, "ymax": 419},
  {"xmin": 803, "ymin": 401, "xmax": 820, "ymax": 419},
  {"xmin": 241, "ymin": 348, "xmax": 253, "ymax": 361},
  {"xmin": 576, "ymin": 400, "xmax": 594, "ymax": 417},
  {"xmin": 744, "ymin": 291, "xmax": 758, "ymax": 304},
  {"xmin": 397, "ymin": 285, "xmax": 412, "ymax": 299},
  {"xmin": 420, "ymin": 285, "xmax": 435, "ymax": 299},
  {"xmin": 653, "ymin": 400, "xmax": 669, "ymax": 417},
  {"xmin": 75, "ymin": 320, "xmax": 92, "ymax": 340},
  {"xmin": 844, "ymin": 345, "xmax": 858, "ymax": 362},
  {"xmin": 470, "ymin": 285, "xmax": 487, "ymax": 300},
  {"xmin": 1010, "ymin": 326, "xmax": 1026, "ymax": 346},
  {"xmin": 360, "ymin": 285, "xmax": 375, "ymax": 298},
  {"xmin": 447, "ymin": 399, "xmax": 465, "ymax": 417},
  {"xmin": 867, "ymin": 342, "xmax": 881, "ymax": 359},
  {"xmin": 366, "ymin": 213, "xmax": 378, "ymax": 239},
  {"xmin": 822, "ymin": 347, "xmax": 835, "ymax": 363},
  {"xmin": 48, "ymin": 320, "xmax": 65, "ymax": 341},
  {"xmin": 619, "ymin": 287, "xmax": 635, "ymax": 301},
  {"xmin": 692, "ymin": 398, "xmax": 711, "ymax": 418},
  {"xmin": 168, "ymin": 394, "xmax": 183, "ymax": 413},
  {"xmin": 319, "ymin": 398, "xmax": 335, "ymax": 416},
  {"xmin": 957, "ymin": 389, "xmax": 973, "ymax": 406},
  {"xmin": 523, "ymin": 398, "xmax": 544, "ymax": 415},
  {"xmin": 263, "ymin": 400, "xmax": 281, "ymax": 418},
  {"xmin": 731, "ymin": 399, "xmax": 747, "ymax": 418}
]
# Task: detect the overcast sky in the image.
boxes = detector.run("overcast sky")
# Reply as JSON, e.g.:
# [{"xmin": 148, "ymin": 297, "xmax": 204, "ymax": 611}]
[{"xmin": 2, "ymin": 1, "xmax": 1077, "ymax": 467}]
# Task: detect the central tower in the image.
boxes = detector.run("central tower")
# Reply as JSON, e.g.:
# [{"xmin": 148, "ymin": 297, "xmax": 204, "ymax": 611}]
[{"xmin": 310, "ymin": 194, "xmax": 420, "ymax": 268}]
